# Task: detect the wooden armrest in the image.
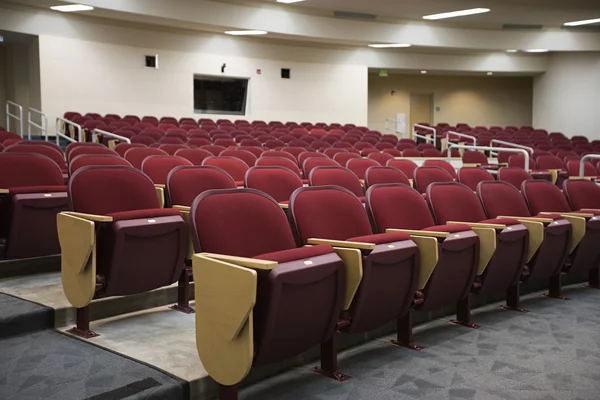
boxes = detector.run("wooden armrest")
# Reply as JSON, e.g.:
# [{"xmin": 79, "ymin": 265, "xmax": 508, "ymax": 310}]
[
  {"xmin": 409, "ymin": 236, "xmax": 439, "ymax": 290},
  {"xmin": 332, "ymin": 247, "xmax": 363, "ymax": 310},
  {"xmin": 0, "ymin": 188, "xmax": 8, "ymax": 194},
  {"xmin": 192, "ymin": 253, "xmax": 256, "ymax": 386},
  {"xmin": 155, "ymin": 186, "xmax": 165, "ymax": 208},
  {"xmin": 307, "ymin": 238, "xmax": 376, "ymax": 250},
  {"xmin": 569, "ymin": 176, "xmax": 597, "ymax": 180},
  {"xmin": 200, "ymin": 252, "xmax": 278, "ymax": 271},
  {"xmin": 279, "ymin": 203, "xmax": 289, "ymax": 209},
  {"xmin": 540, "ymin": 211, "xmax": 594, "ymax": 218},
  {"xmin": 174, "ymin": 206, "xmax": 195, "ymax": 259},
  {"xmin": 447, "ymin": 221, "xmax": 506, "ymax": 230},
  {"xmin": 498, "ymin": 215, "xmax": 553, "ymax": 224},
  {"xmin": 57, "ymin": 212, "xmax": 97, "ymax": 308},
  {"xmin": 581, "ymin": 209, "xmax": 600, "ymax": 213},
  {"xmin": 386, "ymin": 228, "xmax": 449, "ymax": 238},
  {"xmin": 172, "ymin": 205, "xmax": 191, "ymax": 212},
  {"xmin": 540, "ymin": 212, "xmax": 587, "ymax": 252},
  {"xmin": 63, "ymin": 211, "xmax": 113, "ymax": 222},
  {"xmin": 499, "ymin": 217, "xmax": 543, "ymax": 262}
]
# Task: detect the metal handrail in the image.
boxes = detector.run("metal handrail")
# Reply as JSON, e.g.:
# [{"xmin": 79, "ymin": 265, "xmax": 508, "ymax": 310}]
[
  {"xmin": 385, "ymin": 118, "xmax": 405, "ymax": 139},
  {"xmin": 6, "ymin": 101, "xmax": 24, "ymax": 137},
  {"xmin": 445, "ymin": 131, "xmax": 476, "ymax": 150},
  {"xmin": 28, "ymin": 107, "xmax": 48, "ymax": 141},
  {"xmin": 579, "ymin": 154, "xmax": 600, "ymax": 178},
  {"xmin": 412, "ymin": 124, "xmax": 436, "ymax": 145},
  {"xmin": 448, "ymin": 144, "xmax": 529, "ymax": 169},
  {"xmin": 92, "ymin": 129, "xmax": 131, "ymax": 144},
  {"xmin": 56, "ymin": 117, "xmax": 81, "ymax": 145},
  {"xmin": 489, "ymin": 139, "xmax": 533, "ymax": 157}
]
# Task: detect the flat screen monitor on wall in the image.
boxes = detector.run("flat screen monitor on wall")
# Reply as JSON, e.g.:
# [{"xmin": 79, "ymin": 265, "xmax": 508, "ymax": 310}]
[{"xmin": 193, "ymin": 75, "xmax": 249, "ymax": 115}]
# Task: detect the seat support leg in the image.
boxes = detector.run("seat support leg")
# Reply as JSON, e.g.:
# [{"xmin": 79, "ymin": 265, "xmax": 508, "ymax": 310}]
[
  {"xmin": 545, "ymin": 274, "xmax": 568, "ymax": 300},
  {"xmin": 450, "ymin": 296, "xmax": 480, "ymax": 329},
  {"xmin": 500, "ymin": 283, "xmax": 528, "ymax": 313},
  {"xmin": 587, "ymin": 268, "xmax": 600, "ymax": 289},
  {"xmin": 312, "ymin": 335, "xmax": 350, "ymax": 381},
  {"xmin": 67, "ymin": 306, "xmax": 99, "ymax": 339},
  {"xmin": 390, "ymin": 311, "xmax": 423, "ymax": 351},
  {"xmin": 218, "ymin": 384, "xmax": 238, "ymax": 400},
  {"xmin": 171, "ymin": 267, "xmax": 194, "ymax": 314}
]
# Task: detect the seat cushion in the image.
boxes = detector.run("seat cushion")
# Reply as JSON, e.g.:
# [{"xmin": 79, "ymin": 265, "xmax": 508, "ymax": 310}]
[
  {"xmin": 480, "ymin": 218, "xmax": 521, "ymax": 225},
  {"xmin": 347, "ymin": 231, "xmax": 411, "ymax": 245},
  {"xmin": 254, "ymin": 244, "xmax": 334, "ymax": 263},
  {"xmin": 423, "ymin": 224, "xmax": 471, "ymax": 233},
  {"xmin": 107, "ymin": 208, "xmax": 181, "ymax": 222},
  {"xmin": 9, "ymin": 185, "xmax": 68, "ymax": 194},
  {"xmin": 537, "ymin": 213, "xmax": 565, "ymax": 220},
  {"xmin": 571, "ymin": 210, "xmax": 600, "ymax": 216}
]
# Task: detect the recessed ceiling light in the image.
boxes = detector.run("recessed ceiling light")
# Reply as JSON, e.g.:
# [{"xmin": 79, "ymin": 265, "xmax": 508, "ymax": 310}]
[
  {"xmin": 50, "ymin": 4, "xmax": 94, "ymax": 12},
  {"xmin": 368, "ymin": 44, "xmax": 412, "ymax": 48},
  {"xmin": 224, "ymin": 30, "xmax": 268, "ymax": 36},
  {"xmin": 563, "ymin": 17, "xmax": 600, "ymax": 26},
  {"xmin": 0, "ymin": 36, "xmax": 3, "ymax": 43},
  {"xmin": 277, "ymin": 0, "xmax": 305, "ymax": 3},
  {"xmin": 423, "ymin": 8, "xmax": 490, "ymax": 20},
  {"xmin": 524, "ymin": 49, "xmax": 549, "ymax": 53},
  {"xmin": 421, "ymin": 70, "xmax": 427, "ymax": 74},
  {"xmin": 506, "ymin": 49, "xmax": 518, "ymax": 53},
  {"xmin": 487, "ymin": 72, "xmax": 493, "ymax": 75}
]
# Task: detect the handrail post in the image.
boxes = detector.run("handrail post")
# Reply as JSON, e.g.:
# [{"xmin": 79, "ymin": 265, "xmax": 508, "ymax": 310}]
[
  {"xmin": 384, "ymin": 118, "xmax": 404, "ymax": 139},
  {"xmin": 6, "ymin": 101, "xmax": 24, "ymax": 137},
  {"xmin": 55, "ymin": 117, "xmax": 80, "ymax": 145},
  {"xmin": 92, "ymin": 129, "xmax": 131, "ymax": 144},
  {"xmin": 448, "ymin": 143, "xmax": 529, "ymax": 170},
  {"xmin": 27, "ymin": 107, "xmax": 48, "ymax": 141},
  {"xmin": 489, "ymin": 139, "xmax": 533, "ymax": 158},
  {"xmin": 412, "ymin": 124, "xmax": 437, "ymax": 146},
  {"xmin": 579, "ymin": 154, "xmax": 600, "ymax": 178},
  {"xmin": 446, "ymin": 131, "xmax": 477, "ymax": 151}
]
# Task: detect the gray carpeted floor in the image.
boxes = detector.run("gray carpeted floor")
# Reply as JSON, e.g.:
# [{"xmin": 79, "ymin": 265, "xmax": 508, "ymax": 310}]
[
  {"xmin": 241, "ymin": 286, "xmax": 600, "ymax": 400},
  {"xmin": 0, "ymin": 293, "xmax": 188, "ymax": 400}
]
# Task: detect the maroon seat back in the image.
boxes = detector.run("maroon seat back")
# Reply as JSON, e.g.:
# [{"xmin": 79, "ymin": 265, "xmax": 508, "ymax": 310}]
[
  {"xmin": 427, "ymin": 182, "xmax": 488, "ymax": 224},
  {"xmin": 332, "ymin": 152, "xmax": 361, "ymax": 166},
  {"xmin": 477, "ymin": 181, "xmax": 532, "ymax": 218},
  {"xmin": 298, "ymin": 152, "xmax": 328, "ymax": 167},
  {"xmin": 564, "ymin": 179, "xmax": 600, "ymax": 210},
  {"xmin": 367, "ymin": 152, "xmax": 394, "ymax": 166},
  {"xmin": 200, "ymin": 145, "xmax": 227, "ymax": 156},
  {"xmin": 365, "ymin": 183, "xmax": 435, "ymax": 231},
  {"xmin": 497, "ymin": 167, "xmax": 533, "ymax": 189},
  {"xmin": 255, "ymin": 157, "xmax": 302, "ymax": 177},
  {"xmin": 202, "ymin": 156, "xmax": 249, "ymax": 182},
  {"xmin": 124, "ymin": 148, "xmax": 168, "ymax": 169},
  {"xmin": 346, "ymin": 158, "xmax": 380, "ymax": 180},
  {"xmin": 536, "ymin": 155, "xmax": 565, "ymax": 171},
  {"xmin": 174, "ymin": 148, "xmax": 213, "ymax": 166},
  {"xmin": 0, "ymin": 153, "xmax": 64, "ymax": 188},
  {"xmin": 387, "ymin": 159, "xmax": 418, "ymax": 178},
  {"xmin": 167, "ymin": 166, "xmax": 236, "ymax": 207},
  {"xmin": 5, "ymin": 144, "xmax": 67, "ymax": 172},
  {"xmin": 302, "ymin": 157, "xmax": 339, "ymax": 177},
  {"xmin": 566, "ymin": 160, "xmax": 597, "ymax": 177},
  {"xmin": 423, "ymin": 160, "xmax": 457, "ymax": 179},
  {"xmin": 364, "ymin": 166, "xmax": 410, "ymax": 188},
  {"xmin": 413, "ymin": 166, "xmax": 454, "ymax": 194},
  {"xmin": 69, "ymin": 154, "xmax": 132, "ymax": 175},
  {"xmin": 141, "ymin": 155, "xmax": 193, "ymax": 185},
  {"xmin": 159, "ymin": 144, "xmax": 189, "ymax": 156},
  {"xmin": 114, "ymin": 143, "xmax": 147, "ymax": 157},
  {"xmin": 68, "ymin": 146, "xmax": 117, "ymax": 162},
  {"xmin": 245, "ymin": 166, "xmax": 303, "ymax": 203},
  {"xmin": 309, "ymin": 166, "xmax": 364, "ymax": 198},
  {"xmin": 220, "ymin": 149, "xmax": 257, "ymax": 167},
  {"xmin": 457, "ymin": 167, "xmax": 494, "ymax": 191},
  {"xmin": 522, "ymin": 180, "xmax": 571, "ymax": 214}
]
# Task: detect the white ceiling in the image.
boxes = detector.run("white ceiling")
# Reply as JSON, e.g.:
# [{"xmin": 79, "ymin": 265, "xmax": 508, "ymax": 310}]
[{"xmin": 233, "ymin": 0, "xmax": 600, "ymax": 28}]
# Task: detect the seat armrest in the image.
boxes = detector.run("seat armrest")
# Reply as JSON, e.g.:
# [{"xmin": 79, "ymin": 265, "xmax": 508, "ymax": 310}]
[
  {"xmin": 409, "ymin": 236, "xmax": 439, "ymax": 290},
  {"xmin": 448, "ymin": 222, "xmax": 497, "ymax": 275},
  {"xmin": 155, "ymin": 186, "xmax": 165, "ymax": 208},
  {"xmin": 173, "ymin": 205, "xmax": 194, "ymax": 259},
  {"xmin": 447, "ymin": 221, "xmax": 506, "ymax": 230},
  {"xmin": 172, "ymin": 205, "xmax": 191, "ymax": 212},
  {"xmin": 199, "ymin": 252, "xmax": 278, "ymax": 271},
  {"xmin": 279, "ymin": 203, "xmax": 289, "ymax": 209},
  {"xmin": 63, "ymin": 211, "xmax": 113, "ymax": 223},
  {"xmin": 581, "ymin": 208, "xmax": 600, "ymax": 213},
  {"xmin": 0, "ymin": 188, "xmax": 8, "ymax": 194},
  {"xmin": 386, "ymin": 228, "xmax": 449, "ymax": 239},
  {"xmin": 539, "ymin": 212, "xmax": 586, "ymax": 253},
  {"xmin": 331, "ymin": 247, "xmax": 363, "ymax": 310},
  {"xmin": 307, "ymin": 238, "xmax": 376, "ymax": 250},
  {"xmin": 499, "ymin": 216, "xmax": 543, "ymax": 262},
  {"xmin": 192, "ymin": 253, "xmax": 256, "ymax": 386}
]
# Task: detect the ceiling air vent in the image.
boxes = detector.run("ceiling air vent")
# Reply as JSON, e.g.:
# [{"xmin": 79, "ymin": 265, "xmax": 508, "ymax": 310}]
[
  {"xmin": 333, "ymin": 11, "xmax": 377, "ymax": 21},
  {"xmin": 561, "ymin": 25, "xmax": 600, "ymax": 32},
  {"xmin": 502, "ymin": 24, "xmax": 543, "ymax": 30}
]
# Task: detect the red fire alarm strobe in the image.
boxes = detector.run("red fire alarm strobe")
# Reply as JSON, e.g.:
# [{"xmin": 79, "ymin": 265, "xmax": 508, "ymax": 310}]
[{"xmin": 257, "ymin": 69, "xmax": 262, "ymax": 75}]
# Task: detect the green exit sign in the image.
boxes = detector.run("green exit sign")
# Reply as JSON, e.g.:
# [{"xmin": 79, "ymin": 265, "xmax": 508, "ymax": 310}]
[{"xmin": 379, "ymin": 70, "xmax": 388, "ymax": 77}]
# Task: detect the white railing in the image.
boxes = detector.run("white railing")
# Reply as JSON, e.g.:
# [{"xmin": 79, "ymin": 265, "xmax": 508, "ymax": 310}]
[
  {"xmin": 580, "ymin": 154, "xmax": 600, "ymax": 178},
  {"xmin": 412, "ymin": 124, "xmax": 436, "ymax": 145},
  {"xmin": 445, "ymin": 131, "xmax": 476, "ymax": 151},
  {"xmin": 448, "ymin": 143, "xmax": 529, "ymax": 169},
  {"xmin": 55, "ymin": 117, "xmax": 80, "ymax": 145},
  {"xmin": 6, "ymin": 101, "xmax": 24, "ymax": 137},
  {"xmin": 92, "ymin": 129, "xmax": 131, "ymax": 144},
  {"xmin": 28, "ymin": 107, "xmax": 48, "ymax": 141},
  {"xmin": 489, "ymin": 139, "xmax": 533, "ymax": 158},
  {"xmin": 384, "ymin": 118, "xmax": 405, "ymax": 139}
]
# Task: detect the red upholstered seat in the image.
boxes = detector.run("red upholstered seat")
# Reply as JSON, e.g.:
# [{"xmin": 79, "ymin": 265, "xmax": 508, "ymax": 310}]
[
  {"xmin": 387, "ymin": 159, "xmax": 418, "ymax": 178},
  {"xmin": 107, "ymin": 208, "xmax": 181, "ymax": 222},
  {"xmin": 5, "ymin": 144, "xmax": 67, "ymax": 173},
  {"xmin": 0, "ymin": 153, "xmax": 69, "ymax": 259},
  {"xmin": 114, "ymin": 143, "xmax": 147, "ymax": 157},
  {"xmin": 413, "ymin": 166, "xmax": 454, "ymax": 194},
  {"xmin": 346, "ymin": 158, "xmax": 380, "ymax": 180},
  {"xmin": 309, "ymin": 166, "xmax": 364, "ymax": 198},
  {"xmin": 480, "ymin": 218, "xmax": 521, "ymax": 225},
  {"xmin": 256, "ymin": 157, "xmax": 302, "ymax": 177},
  {"xmin": 364, "ymin": 166, "xmax": 410, "ymax": 188},
  {"xmin": 333, "ymin": 152, "xmax": 361, "ymax": 167},
  {"xmin": 141, "ymin": 155, "xmax": 193, "ymax": 185},
  {"xmin": 422, "ymin": 224, "xmax": 471, "ymax": 233},
  {"xmin": 67, "ymin": 145, "xmax": 118, "ymax": 164},
  {"xmin": 347, "ymin": 231, "xmax": 410, "ymax": 244},
  {"xmin": 245, "ymin": 166, "xmax": 303, "ymax": 203},
  {"xmin": 167, "ymin": 165, "xmax": 236, "ymax": 207},
  {"xmin": 458, "ymin": 167, "xmax": 494, "ymax": 191},
  {"xmin": 498, "ymin": 167, "xmax": 533, "ymax": 190},
  {"xmin": 289, "ymin": 185, "xmax": 419, "ymax": 337},
  {"xmin": 69, "ymin": 154, "xmax": 132, "ymax": 175},
  {"xmin": 124, "ymin": 148, "xmax": 168, "ymax": 169},
  {"xmin": 423, "ymin": 160, "xmax": 457, "ymax": 179},
  {"xmin": 202, "ymin": 156, "xmax": 249, "ymax": 183},
  {"xmin": 302, "ymin": 157, "xmax": 339, "ymax": 177},
  {"xmin": 254, "ymin": 244, "xmax": 334, "ymax": 263}
]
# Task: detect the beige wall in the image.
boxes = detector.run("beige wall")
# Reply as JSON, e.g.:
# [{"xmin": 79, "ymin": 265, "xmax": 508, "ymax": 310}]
[
  {"xmin": 533, "ymin": 52, "xmax": 600, "ymax": 139},
  {"xmin": 368, "ymin": 73, "xmax": 534, "ymax": 133}
]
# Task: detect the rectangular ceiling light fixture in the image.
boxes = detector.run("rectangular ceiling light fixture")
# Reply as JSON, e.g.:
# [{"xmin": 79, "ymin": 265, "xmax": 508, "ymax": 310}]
[
  {"xmin": 277, "ymin": 0, "xmax": 305, "ymax": 3},
  {"xmin": 423, "ymin": 8, "xmax": 490, "ymax": 20},
  {"xmin": 368, "ymin": 43, "xmax": 411, "ymax": 48},
  {"xmin": 50, "ymin": 4, "xmax": 94, "ymax": 12},
  {"xmin": 225, "ymin": 30, "xmax": 268, "ymax": 36},
  {"xmin": 563, "ymin": 18, "xmax": 600, "ymax": 26}
]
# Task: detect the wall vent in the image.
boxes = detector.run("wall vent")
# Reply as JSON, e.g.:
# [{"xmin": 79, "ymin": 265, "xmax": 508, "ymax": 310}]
[
  {"xmin": 333, "ymin": 11, "xmax": 377, "ymax": 21},
  {"xmin": 502, "ymin": 24, "xmax": 543, "ymax": 30}
]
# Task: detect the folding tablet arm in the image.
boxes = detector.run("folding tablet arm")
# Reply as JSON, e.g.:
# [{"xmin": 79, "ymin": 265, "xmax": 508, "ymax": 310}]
[
  {"xmin": 539, "ymin": 212, "xmax": 588, "ymax": 253},
  {"xmin": 496, "ymin": 216, "xmax": 550, "ymax": 262}
]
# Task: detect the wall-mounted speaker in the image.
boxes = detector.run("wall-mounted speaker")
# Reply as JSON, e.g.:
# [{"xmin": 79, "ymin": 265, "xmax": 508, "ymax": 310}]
[
  {"xmin": 145, "ymin": 55, "xmax": 158, "ymax": 69},
  {"xmin": 281, "ymin": 68, "xmax": 290, "ymax": 79}
]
